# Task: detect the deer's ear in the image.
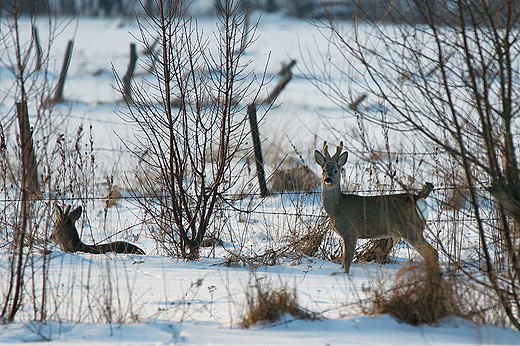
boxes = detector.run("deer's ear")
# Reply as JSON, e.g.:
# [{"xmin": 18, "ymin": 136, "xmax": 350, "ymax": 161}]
[
  {"xmin": 69, "ymin": 206, "xmax": 82, "ymax": 222},
  {"xmin": 315, "ymin": 150, "xmax": 326, "ymax": 167},
  {"xmin": 55, "ymin": 204, "xmax": 63, "ymax": 219},
  {"xmin": 338, "ymin": 151, "xmax": 348, "ymax": 166}
]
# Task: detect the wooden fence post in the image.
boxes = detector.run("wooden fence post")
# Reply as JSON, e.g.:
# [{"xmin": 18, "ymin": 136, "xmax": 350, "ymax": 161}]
[
  {"xmin": 247, "ymin": 103, "xmax": 268, "ymax": 197},
  {"xmin": 348, "ymin": 94, "xmax": 367, "ymax": 111},
  {"xmin": 239, "ymin": 4, "xmax": 250, "ymax": 54},
  {"xmin": 17, "ymin": 101, "xmax": 38, "ymax": 194},
  {"xmin": 7, "ymin": 100, "xmax": 37, "ymax": 321},
  {"xmin": 245, "ymin": 59, "xmax": 297, "ymax": 197},
  {"xmin": 262, "ymin": 59, "xmax": 296, "ymax": 106},
  {"xmin": 32, "ymin": 27, "xmax": 42, "ymax": 71},
  {"xmin": 266, "ymin": 0, "xmax": 277, "ymax": 12},
  {"xmin": 123, "ymin": 43, "xmax": 138, "ymax": 104},
  {"xmin": 54, "ymin": 40, "xmax": 74, "ymax": 102}
]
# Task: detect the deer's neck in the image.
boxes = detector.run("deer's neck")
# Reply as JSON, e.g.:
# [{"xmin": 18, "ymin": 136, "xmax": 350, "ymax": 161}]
[{"xmin": 321, "ymin": 184, "xmax": 343, "ymax": 216}]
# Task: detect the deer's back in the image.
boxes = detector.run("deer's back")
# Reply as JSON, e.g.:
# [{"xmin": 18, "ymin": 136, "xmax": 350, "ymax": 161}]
[{"xmin": 331, "ymin": 193, "xmax": 424, "ymax": 239}]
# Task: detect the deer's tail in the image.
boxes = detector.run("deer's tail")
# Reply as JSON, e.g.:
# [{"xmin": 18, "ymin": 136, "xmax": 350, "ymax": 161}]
[
  {"xmin": 416, "ymin": 182, "xmax": 434, "ymax": 199},
  {"xmin": 415, "ymin": 182, "xmax": 434, "ymax": 221},
  {"xmin": 81, "ymin": 241, "xmax": 145, "ymax": 255}
]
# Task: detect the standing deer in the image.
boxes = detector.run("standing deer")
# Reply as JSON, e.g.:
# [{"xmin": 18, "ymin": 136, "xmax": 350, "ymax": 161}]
[
  {"xmin": 315, "ymin": 141, "xmax": 438, "ymax": 273},
  {"xmin": 52, "ymin": 205, "xmax": 145, "ymax": 255}
]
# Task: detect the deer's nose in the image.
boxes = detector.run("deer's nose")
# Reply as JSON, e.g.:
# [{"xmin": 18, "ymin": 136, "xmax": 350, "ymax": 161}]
[{"xmin": 324, "ymin": 177, "xmax": 333, "ymax": 185}]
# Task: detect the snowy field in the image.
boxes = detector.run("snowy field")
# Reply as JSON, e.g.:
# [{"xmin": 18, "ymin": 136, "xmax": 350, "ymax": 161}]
[{"xmin": 1, "ymin": 6, "xmax": 520, "ymax": 346}]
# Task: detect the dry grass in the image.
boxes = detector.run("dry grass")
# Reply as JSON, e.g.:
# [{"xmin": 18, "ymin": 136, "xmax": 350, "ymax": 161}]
[
  {"xmin": 444, "ymin": 186, "xmax": 468, "ymax": 210},
  {"xmin": 292, "ymin": 218, "xmax": 343, "ymax": 263},
  {"xmin": 371, "ymin": 262, "xmax": 461, "ymax": 325},
  {"xmin": 222, "ymin": 249, "xmax": 279, "ymax": 268},
  {"xmin": 354, "ymin": 238, "xmax": 397, "ymax": 264},
  {"xmin": 297, "ymin": 228, "xmax": 327, "ymax": 258},
  {"xmin": 269, "ymin": 164, "xmax": 319, "ymax": 193},
  {"xmin": 104, "ymin": 185, "xmax": 122, "ymax": 208},
  {"xmin": 241, "ymin": 278, "xmax": 318, "ymax": 328}
]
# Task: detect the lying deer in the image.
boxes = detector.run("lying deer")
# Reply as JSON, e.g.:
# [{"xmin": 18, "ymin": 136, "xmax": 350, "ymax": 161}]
[
  {"xmin": 52, "ymin": 205, "xmax": 145, "ymax": 255},
  {"xmin": 315, "ymin": 141, "xmax": 438, "ymax": 273}
]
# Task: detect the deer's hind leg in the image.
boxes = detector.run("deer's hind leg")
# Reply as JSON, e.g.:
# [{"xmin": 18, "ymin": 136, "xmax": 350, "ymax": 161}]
[{"xmin": 405, "ymin": 228, "xmax": 440, "ymax": 272}]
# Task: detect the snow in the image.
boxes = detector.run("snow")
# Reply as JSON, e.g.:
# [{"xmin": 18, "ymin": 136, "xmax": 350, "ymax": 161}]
[
  {"xmin": 2, "ymin": 252, "xmax": 519, "ymax": 345},
  {"xmin": 1, "ymin": 5, "xmax": 520, "ymax": 346},
  {"xmin": 2, "ymin": 253, "xmax": 520, "ymax": 345},
  {"xmin": 2, "ymin": 315, "xmax": 520, "ymax": 345}
]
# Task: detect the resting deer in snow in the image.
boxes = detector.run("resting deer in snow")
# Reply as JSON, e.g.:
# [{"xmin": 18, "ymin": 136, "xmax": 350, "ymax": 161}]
[
  {"xmin": 315, "ymin": 141, "xmax": 439, "ymax": 274},
  {"xmin": 52, "ymin": 205, "xmax": 145, "ymax": 255}
]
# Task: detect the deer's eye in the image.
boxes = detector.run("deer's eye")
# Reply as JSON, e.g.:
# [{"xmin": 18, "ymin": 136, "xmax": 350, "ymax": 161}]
[{"xmin": 334, "ymin": 169, "xmax": 338, "ymax": 173}]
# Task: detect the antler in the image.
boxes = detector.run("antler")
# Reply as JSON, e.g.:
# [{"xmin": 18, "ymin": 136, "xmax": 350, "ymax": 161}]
[
  {"xmin": 332, "ymin": 141, "xmax": 344, "ymax": 160},
  {"xmin": 322, "ymin": 141, "xmax": 344, "ymax": 161},
  {"xmin": 323, "ymin": 141, "xmax": 331, "ymax": 159}
]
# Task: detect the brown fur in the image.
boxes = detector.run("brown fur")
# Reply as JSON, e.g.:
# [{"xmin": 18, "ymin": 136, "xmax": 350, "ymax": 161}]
[
  {"xmin": 315, "ymin": 141, "xmax": 438, "ymax": 273},
  {"xmin": 52, "ymin": 205, "xmax": 145, "ymax": 255}
]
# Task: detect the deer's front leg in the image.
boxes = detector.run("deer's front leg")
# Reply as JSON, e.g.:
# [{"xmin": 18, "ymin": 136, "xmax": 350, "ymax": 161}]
[{"xmin": 342, "ymin": 231, "xmax": 358, "ymax": 273}]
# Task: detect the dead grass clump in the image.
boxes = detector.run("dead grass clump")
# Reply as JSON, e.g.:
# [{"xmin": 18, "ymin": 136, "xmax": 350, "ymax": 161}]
[
  {"xmin": 298, "ymin": 228, "xmax": 326, "ymax": 257},
  {"xmin": 241, "ymin": 278, "xmax": 318, "ymax": 328},
  {"xmin": 105, "ymin": 185, "xmax": 122, "ymax": 208},
  {"xmin": 269, "ymin": 165, "xmax": 319, "ymax": 193},
  {"xmin": 104, "ymin": 176, "xmax": 122, "ymax": 208},
  {"xmin": 354, "ymin": 238, "xmax": 397, "ymax": 264},
  {"xmin": 371, "ymin": 262, "xmax": 450, "ymax": 325},
  {"xmin": 295, "ymin": 225, "xmax": 342, "ymax": 262},
  {"xmin": 286, "ymin": 213, "xmax": 343, "ymax": 263},
  {"xmin": 222, "ymin": 249, "xmax": 279, "ymax": 268},
  {"xmin": 442, "ymin": 170, "xmax": 468, "ymax": 210},
  {"xmin": 199, "ymin": 233, "xmax": 223, "ymax": 248},
  {"xmin": 444, "ymin": 186, "xmax": 468, "ymax": 210}
]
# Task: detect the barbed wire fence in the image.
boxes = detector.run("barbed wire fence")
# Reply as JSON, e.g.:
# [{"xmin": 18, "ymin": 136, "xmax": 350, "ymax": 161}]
[{"xmin": 0, "ymin": 33, "xmax": 503, "ymax": 271}]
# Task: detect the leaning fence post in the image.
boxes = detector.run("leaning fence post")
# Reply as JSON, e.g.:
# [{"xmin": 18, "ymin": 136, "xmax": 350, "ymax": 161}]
[
  {"xmin": 348, "ymin": 94, "xmax": 367, "ymax": 111},
  {"xmin": 123, "ymin": 43, "xmax": 138, "ymax": 104},
  {"xmin": 247, "ymin": 103, "xmax": 268, "ymax": 197},
  {"xmin": 262, "ymin": 59, "xmax": 296, "ymax": 106},
  {"xmin": 33, "ymin": 27, "xmax": 42, "ymax": 71},
  {"xmin": 266, "ymin": 0, "xmax": 277, "ymax": 12},
  {"xmin": 54, "ymin": 40, "xmax": 74, "ymax": 102},
  {"xmin": 239, "ymin": 5, "xmax": 250, "ymax": 54}
]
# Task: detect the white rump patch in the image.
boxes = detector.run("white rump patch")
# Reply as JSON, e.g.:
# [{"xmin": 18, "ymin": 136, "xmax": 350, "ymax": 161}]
[{"xmin": 416, "ymin": 198, "xmax": 429, "ymax": 221}]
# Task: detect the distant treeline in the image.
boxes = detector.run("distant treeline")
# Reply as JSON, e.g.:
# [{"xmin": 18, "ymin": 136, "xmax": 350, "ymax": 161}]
[
  {"xmin": 0, "ymin": 0, "xmax": 138, "ymax": 16},
  {"xmin": 1, "ymin": 0, "xmax": 517, "ymax": 26},
  {"xmin": 292, "ymin": 0, "xmax": 520, "ymax": 26}
]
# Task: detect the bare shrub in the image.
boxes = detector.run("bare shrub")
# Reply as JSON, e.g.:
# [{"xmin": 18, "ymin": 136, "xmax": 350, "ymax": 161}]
[
  {"xmin": 308, "ymin": 0, "xmax": 520, "ymax": 330},
  {"xmin": 121, "ymin": 0, "xmax": 260, "ymax": 259},
  {"xmin": 0, "ymin": 2, "xmax": 76, "ymax": 322},
  {"xmin": 240, "ymin": 276, "xmax": 317, "ymax": 328}
]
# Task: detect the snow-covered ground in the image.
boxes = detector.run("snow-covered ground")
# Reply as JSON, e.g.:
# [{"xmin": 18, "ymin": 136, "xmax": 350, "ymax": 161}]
[
  {"xmin": 1, "ymin": 7, "xmax": 520, "ymax": 346},
  {"xmin": 1, "ymin": 253, "xmax": 520, "ymax": 345}
]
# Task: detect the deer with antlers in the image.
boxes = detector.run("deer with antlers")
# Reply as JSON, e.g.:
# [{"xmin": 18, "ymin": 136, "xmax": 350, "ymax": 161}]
[{"xmin": 315, "ymin": 141, "xmax": 438, "ymax": 274}]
